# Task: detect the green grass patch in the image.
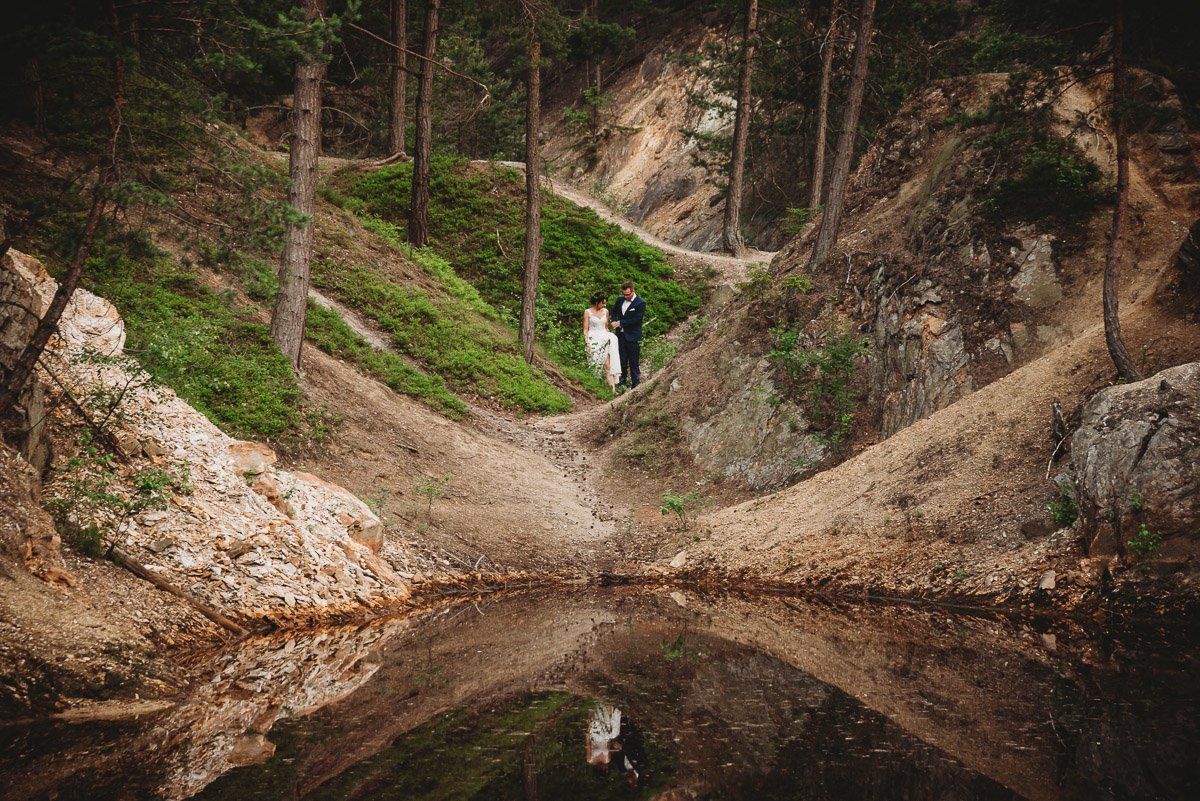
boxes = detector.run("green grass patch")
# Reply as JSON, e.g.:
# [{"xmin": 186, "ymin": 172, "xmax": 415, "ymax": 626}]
[
  {"xmin": 304, "ymin": 302, "xmax": 467, "ymax": 419},
  {"xmin": 82, "ymin": 230, "xmax": 306, "ymax": 440},
  {"xmin": 333, "ymin": 156, "xmax": 701, "ymax": 385},
  {"xmin": 311, "ymin": 260, "xmax": 570, "ymax": 414}
]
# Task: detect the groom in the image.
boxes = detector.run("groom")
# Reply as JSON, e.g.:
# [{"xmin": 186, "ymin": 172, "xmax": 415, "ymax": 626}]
[{"xmin": 610, "ymin": 281, "xmax": 645, "ymax": 389}]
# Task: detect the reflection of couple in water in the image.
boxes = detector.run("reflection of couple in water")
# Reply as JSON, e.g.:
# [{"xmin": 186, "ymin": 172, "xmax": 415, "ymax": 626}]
[{"xmin": 585, "ymin": 702, "xmax": 646, "ymax": 788}]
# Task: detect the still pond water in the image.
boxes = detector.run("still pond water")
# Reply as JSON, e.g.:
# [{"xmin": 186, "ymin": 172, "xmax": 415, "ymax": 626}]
[{"xmin": 2, "ymin": 589, "xmax": 1198, "ymax": 800}]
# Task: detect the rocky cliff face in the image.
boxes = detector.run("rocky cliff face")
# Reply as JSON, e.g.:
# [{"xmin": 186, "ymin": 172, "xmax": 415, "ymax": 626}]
[
  {"xmin": 0, "ymin": 252, "xmax": 70, "ymax": 584},
  {"xmin": 613, "ymin": 68, "xmax": 1200, "ymax": 496},
  {"xmin": 543, "ymin": 28, "xmax": 732, "ymax": 253},
  {"xmin": 3, "ymin": 250, "xmax": 411, "ymax": 625},
  {"xmin": 0, "ymin": 250, "xmax": 52, "ymax": 473}
]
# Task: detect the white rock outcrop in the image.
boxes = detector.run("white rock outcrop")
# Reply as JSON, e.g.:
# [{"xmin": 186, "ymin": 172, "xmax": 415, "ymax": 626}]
[{"xmin": 12, "ymin": 250, "xmax": 409, "ymax": 621}]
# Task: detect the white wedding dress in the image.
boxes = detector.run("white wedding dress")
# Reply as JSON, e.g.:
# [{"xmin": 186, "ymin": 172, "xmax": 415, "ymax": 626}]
[{"xmin": 586, "ymin": 308, "xmax": 621, "ymax": 381}]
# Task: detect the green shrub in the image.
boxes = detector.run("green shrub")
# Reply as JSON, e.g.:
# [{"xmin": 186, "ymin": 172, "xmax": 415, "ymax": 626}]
[
  {"xmin": 954, "ymin": 75, "xmax": 1106, "ymax": 224},
  {"xmin": 770, "ymin": 319, "xmax": 868, "ymax": 453},
  {"xmin": 783, "ymin": 206, "xmax": 820, "ymax": 235},
  {"xmin": 1127, "ymin": 524, "xmax": 1163, "ymax": 560},
  {"xmin": 984, "ymin": 138, "xmax": 1105, "ymax": 221},
  {"xmin": 1046, "ymin": 479, "xmax": 1078, "ymax": 527},
  {"xmin": 660, "ymin": 490, "xmax": 704, "ymax": 529},
  {"xmin": 736, "ymin": 267, "xmax": 773, "ymax": 301},
  {"xmin": 779, "ymin": 274, "xmax": 814, "ymax": 294}
]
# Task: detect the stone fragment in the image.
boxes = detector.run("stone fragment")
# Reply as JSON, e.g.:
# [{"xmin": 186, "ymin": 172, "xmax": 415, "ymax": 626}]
[
  {"xmin": 1071, "ymin": 362, "xmax": 1200, "ymax": 557},
  {"xmin": 1038, "ymin": 570, "xmax": 1056, "ymax": 590},
  {"xmin": 227, "ymin": 733, "xmax": 276, "ymax": 767},
  {"xmin": 228, "ymin": 442, "xmax": 277, "ymax": 477},
  {"xmin": 670, "ymin": 551, "xmax": 687, "ymax": 568}
]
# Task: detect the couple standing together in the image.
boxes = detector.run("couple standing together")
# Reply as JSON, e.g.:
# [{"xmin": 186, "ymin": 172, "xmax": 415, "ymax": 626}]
[{"xmin": 583, "ymin": 281, "xmax": 645, "ymax": 393}]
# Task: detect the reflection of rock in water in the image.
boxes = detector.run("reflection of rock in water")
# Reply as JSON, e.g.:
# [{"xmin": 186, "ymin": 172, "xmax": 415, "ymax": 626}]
[
  {"xmin": 0, "ymin": 619, "xmax": 407, "ymax": 801},
  {"xmin": 148, "ymin": 620, "xmax": 411, "ymax": 799}
]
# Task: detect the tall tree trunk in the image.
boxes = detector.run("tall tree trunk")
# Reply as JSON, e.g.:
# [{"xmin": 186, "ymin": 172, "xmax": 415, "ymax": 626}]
[
  {"xmin": 271, "ymin": 0, "xmax": 327, "ymax": 372},
  {"xmin": 408, "ymin": 0, "xmax": 441, "ymax": 248},
  {"xmin": 388, "ymin": 0, "xmax": 407, "ymax": 157},
  {"xmin": 588, "ymin": 0, "xmax": 601, "ymax": 137},
  {"xmin": 808, "ymin": 0, "xmax": 875, "ymax": 271},
  {"xmin": 590, "ymin": 0, "xmax": 600, "ymax": 92},
  {"xmin": 810, "ymin": 0, "xmax": 840, "ymax": 209},
  {"xmin": 23, "ymin": 58, "xmax": 46, "ymax": 135},
  {"xmin": 519, "ymin": 19, "xmax": 542, "ymax": 364},
  {"xmin": 1103, "ymin": 3, "xmax": 1142, "ymax": 382},
  {"xmin": 722, "ymin": 0, "xmax": 758, "ymax": 257}
]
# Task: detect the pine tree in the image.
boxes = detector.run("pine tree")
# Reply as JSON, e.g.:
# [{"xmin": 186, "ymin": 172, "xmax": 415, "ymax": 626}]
[
  {"xmin": 408, "ymin": 0, "xmax": 442, "ymax": 248},
  {"xmin": 808, "ymin": 0, "xmax": 875, "ymax": 270},
  {"xmin": 722, "ymin": 0, "xmax": 759, "ymax": 257},
  {"xmin": 271, "ymin": 0, "xmax": 328, "ymax": 371}
]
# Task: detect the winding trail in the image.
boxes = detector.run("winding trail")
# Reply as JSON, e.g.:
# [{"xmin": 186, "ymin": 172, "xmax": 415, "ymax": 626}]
[{"xmin": 488, "ymin": 160, "xmax": 775, "ymax": 285}]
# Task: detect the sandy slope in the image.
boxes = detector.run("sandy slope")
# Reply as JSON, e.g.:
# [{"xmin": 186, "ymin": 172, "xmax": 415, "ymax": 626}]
[{"xmin": 661, "ymin": 76, "xmax": 1200, "ymax": 598}]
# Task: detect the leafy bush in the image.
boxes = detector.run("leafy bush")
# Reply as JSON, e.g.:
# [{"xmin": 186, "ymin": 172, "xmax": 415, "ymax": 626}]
[
  {"xmin": 736, "ymin": 267, "xmax": 774, "ymax": 301},
  {"xmin": 660, "ymin": 490, "xmax": 704, "ymax": 529},
  {"xmin": 954, "ymin": 75, "xmax": 1107, "ymax": 224},
  {"xmin": 1127, "ymin": 523, "xmax": 1163, "ymax": 560},
  {"xmin": 770, "ymin": 320, "xmax": 869, "ymax": 453},
  {"xmin": 1046, "ymin": 479, "xmax": 1078, "ymax": 527},
  {"xmin": 984, "ymin": 138, "xmax": 1105, "ymax": 221}
]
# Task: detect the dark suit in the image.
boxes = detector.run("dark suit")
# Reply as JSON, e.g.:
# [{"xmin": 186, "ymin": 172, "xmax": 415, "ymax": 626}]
[{"xmin": 610, "ymin": 294, "xmax": 645, "ymax": 388}]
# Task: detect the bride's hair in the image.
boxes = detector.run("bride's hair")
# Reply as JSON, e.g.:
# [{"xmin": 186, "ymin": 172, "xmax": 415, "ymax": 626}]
[{"xmin": 590, "ymin": 292, "xmax": 606, "ymax": 306}]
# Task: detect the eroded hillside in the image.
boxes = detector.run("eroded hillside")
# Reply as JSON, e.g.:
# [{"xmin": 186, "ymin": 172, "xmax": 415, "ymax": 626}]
[{"xmin": 603, "ymin": 68, "xmax": 1200, "ymax": 602}]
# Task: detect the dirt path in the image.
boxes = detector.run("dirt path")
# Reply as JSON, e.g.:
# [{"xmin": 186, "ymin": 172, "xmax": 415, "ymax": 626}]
[{"xmin": 488, "ymin": 160, "xmax": 775, "ymax": 285}]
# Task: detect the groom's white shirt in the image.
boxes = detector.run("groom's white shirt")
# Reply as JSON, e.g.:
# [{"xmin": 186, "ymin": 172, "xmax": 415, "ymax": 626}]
[{"xmin": 621, "ymin": 295, "xmax": 637, "ymax": 315}]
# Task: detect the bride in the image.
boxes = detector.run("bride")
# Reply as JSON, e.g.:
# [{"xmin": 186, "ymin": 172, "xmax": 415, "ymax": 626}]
[{"xmin": 583, "ymin": 292, "xmax": 621, "ymax": 392}]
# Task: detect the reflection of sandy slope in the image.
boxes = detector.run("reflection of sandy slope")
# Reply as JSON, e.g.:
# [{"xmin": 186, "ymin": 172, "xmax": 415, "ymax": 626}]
[
  {"xmin": 268, "ymin": 591, "xmax": 1063, "ymax": 800},
  {"xmin": 687, "ymin": 596, "xmax": 1062, "ymax": 801},
  {"xmin": 149, "ymin": 619, "xmax": 414, "ymax": 799}
]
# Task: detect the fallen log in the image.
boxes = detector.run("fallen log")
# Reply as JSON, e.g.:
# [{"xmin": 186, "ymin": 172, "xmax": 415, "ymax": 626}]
[{"xmin": 108, "ymin": 545, "xmax": 248, "ymax": 637}]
